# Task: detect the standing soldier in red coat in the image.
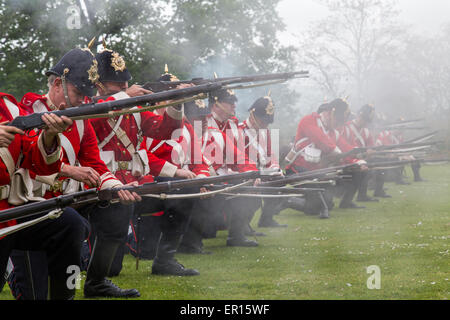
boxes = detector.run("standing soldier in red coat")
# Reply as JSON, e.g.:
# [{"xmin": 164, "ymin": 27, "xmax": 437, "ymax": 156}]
[
  {"xmin": 14, "ymin": 48, "xmax": 142, "ymax": 299},
  {"xmin": 238, "ymin": 95, "xmax": 287, "ymax": 228},
  {"xmin": 0, "ymin": 93, "xmax": 80, "ymax": 300},
  {"xmin": 202, "ymin": 88, "xmax": 261, "ymax": 247},
  {"xmin": 147, "ymin": 96, "xmax": 212, "ymax": 255},
  {"xmin": 91, "ymin": 57, "xmax": 199, "ymax": 276},
  {"xmin": 341, "ymin": 104, "xmax": 382, "ymax": 202}
]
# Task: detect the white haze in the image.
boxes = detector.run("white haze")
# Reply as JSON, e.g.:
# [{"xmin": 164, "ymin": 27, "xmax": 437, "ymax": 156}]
[{"xmin": 277, "ymin": 0, "xmax": 450, "ymax": 47}]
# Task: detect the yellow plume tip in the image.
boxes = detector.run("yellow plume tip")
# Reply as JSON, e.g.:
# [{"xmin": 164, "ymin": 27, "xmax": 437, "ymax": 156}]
[{"xmin": 88, "ymin": 37, "xmax": 96, "ymax": 50}]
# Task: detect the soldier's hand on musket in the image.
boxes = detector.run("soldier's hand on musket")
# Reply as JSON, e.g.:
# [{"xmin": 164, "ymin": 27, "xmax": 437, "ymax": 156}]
[
  {"xmin": 41, "ymin": 114, "xmax": 73, "ymax": 149},
  {"xmin": 199, "ymin": 186, "xmax": 210, "ymax": 200},
  {"xmin": 175, "ymin": 168, "xmax": 197, "ymax": 179},
  {"xmin": 116, "ymin": 181, "xmax": 142, "ymax": 205},
  {"xmin": 176, "ymin": 83, "xmax": 194, "ymax": 90},
  {"xmin": 0, "ymin": 123, "xmax": 24, "ymax": 147},
  {"xmin": 356, "ymin": 160, "xmax": 368, "ymax": 171},
  {"xmin": 126, "ymin": 84, "xmax": 153, "ymax": 97},
  {"xmin": 61, "ymin": 165, "xmax": 101, "ymax": 188},
  {"xmin": 269, "ymin": 168, "xmax": 284, "ymax": 177},
  {"xmin": 253, "ymin": 178, "xmax": 262, "ymax": 186}
]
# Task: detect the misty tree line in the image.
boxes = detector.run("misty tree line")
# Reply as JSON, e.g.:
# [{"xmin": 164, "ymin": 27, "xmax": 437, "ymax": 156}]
[
  {"xmin": 296, "ymin": 0, "xmax": 450, "ymax": 148},
  {"xmin": 0, "ymin": 0, "xmax": 449, "ymax": 148}
]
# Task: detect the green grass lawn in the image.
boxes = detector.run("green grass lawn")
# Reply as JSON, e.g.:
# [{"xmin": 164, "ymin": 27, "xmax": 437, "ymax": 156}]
[{"xmin": 1, "ymin": 165, "xmax": 449, "ymax": 300}]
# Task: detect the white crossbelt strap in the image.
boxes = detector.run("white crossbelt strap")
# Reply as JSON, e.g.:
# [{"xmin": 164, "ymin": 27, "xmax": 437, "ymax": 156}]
[
  {"xmin": 59, "ymin": 134, "xmax": 77, "ymax": 166},
  {"xmin": 98, "ymin": 116, "xmax": 124, "ymax": 150},
  {"xmin": 98, "ymin": 111, "xmax": 141, "ymax": 151},
  {"xmin": 107, "ymin": 119, "xmax": 136, "ymax": 154},
  {"xmin": 0, "ymin": 147, "xmax": 16, "ymax": 179},
  {"xmin": 349, "ymin": 123, "xmax": 366, "ymax": 147},
  {"xmin": 0, "ymin": 98, "xmax": 21, "ymax": 198},
  {"xmin": 149, "ymin": 126, "xmax": 191, "ymax": 165},
  {"xmin": 165, "ymin": 140, "xmax": 186, "ymax": 167},
  {"xmin": 244, "ymin": 128, "xmax": 269, "ymax": 166},
  {"xmin": 3, "ymin": 97, "xmax": 20, "ymax": 119}
]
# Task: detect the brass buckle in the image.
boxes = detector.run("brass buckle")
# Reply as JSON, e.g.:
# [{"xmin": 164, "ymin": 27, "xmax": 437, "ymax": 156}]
[
  {"xmin": 50, "ymin": 180, "xmax": 63, "ymax": 193},
  {"xmin": 118, "ymin": 161, "xmax": 129, "ymax": 171}
]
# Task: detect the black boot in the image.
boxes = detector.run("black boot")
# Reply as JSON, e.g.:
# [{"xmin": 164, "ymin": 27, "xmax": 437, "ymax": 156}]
[
  {"xmin": 374, "ymin": 190, "xmax": 392, "ymax": 198},
  {"xmin": 356, "ymin": 195, "xmax": 379, "ymax": 202},
  {"xmin": 84, "ymin": 239, "xmax": 140, "ymax": 298},
  {"xmin": 339, "ymin": 202, "xmax": 366, "ymax": 209},
  {"xmin": 356, "ymin": 173, "xmax": 379, "ymax": 202},
  {"xmin": 244, "ymin": 224, "xmax": 267, "ymax": 237},
  {"xmin": 286, "ymin": 197, "xmax": 307, "ymax": 213},
  {"xmin": 49, "ymin": 276, "xmax": 75, "ymax": 300},
  {"xmin": 412, "ymin": 163, "xmax": 425, "ymax": 182},
  {"xmin": 226, "ymin": 210, "xmax": 258, "ymax": 247},
  {"xmin": 258, "ymin": 217, "xmax": 288, "ymax": 228},
  {"xmin": 258, "ymin": 199, "xmax": 288, "ymax": 228},
  {"xmin": 152, "ymin": 232, "xmax": 200, "ymax": 276},
  {"xmin": 339, "ymin": 191, "xmax": 365, "ymax": 209},
  {"xmin": 339, "ymin": 174, "xmax": 364, "ymax": 209}
]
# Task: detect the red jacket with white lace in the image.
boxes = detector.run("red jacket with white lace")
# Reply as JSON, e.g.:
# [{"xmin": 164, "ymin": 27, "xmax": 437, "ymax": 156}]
[
  {"xmin": 238, "ymin": 119, "xmax": 280, "ymax": 170},
  {"xmin": 202, "ymin": 114, "xmax": 257, "ymax": 174},
  {"xmin": 341, "ymin": 120, "xmax": 375, "ymax": 148},
  {"xmin": 286, "ymin": 112, "xmax": 360, "ymax": 172},
  {"xmin": 375, "ymin": 130, "xmax": 403, "ymax": 146},
  {"xmin": 146, "ymin": 119, "xmax": 210, "ymax": 177},
  {"xmin": 19, "ymin": 92, "xmax": 122, "ymax": 197},
  {"xmin": 0, "ymin": 93, "xmax": 62, "ymax": 231},
  {"xmin": 88, "ymin": 92, "xmax": 184, "ymax": 185}
]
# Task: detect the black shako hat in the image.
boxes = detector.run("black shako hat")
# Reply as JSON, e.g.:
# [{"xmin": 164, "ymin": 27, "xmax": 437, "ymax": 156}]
[
  {"xmin": 249, "ymin": 96, "xmax": 275, "ymax": 124},
  {"xmin": 184, "ymin": 99, "xmax": 210, "ymax": 118},
  {"xmin": 208, "ymin": 88, "xmax": 238, "ymax": 106},
  {"xmin": 358, "ymin": 104, "xmax": 375, "ymax": 123},
  {"xmin": 158, "ymin": 64, "xmax": 180, "ymax": 82},
  {"xmin": 318, "ymin": 98, "xmax": 350, "ymax": 126},
  {"xmin": 95, "ymin": 49, "xmax": 131, "ymax": 83},
  {"xmin": 45, "ymin": 48, "xmax": 99, "ymax": 97}
]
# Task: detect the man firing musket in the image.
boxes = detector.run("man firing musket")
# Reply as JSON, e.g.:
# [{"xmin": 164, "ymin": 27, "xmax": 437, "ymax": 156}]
[
  {"xmin": 10, "ymin": 46, "xmax": 143, "ymax": 300},
  {"xmin": 284, "ymin": 98, "xmax": 369, "ymax": 214}
]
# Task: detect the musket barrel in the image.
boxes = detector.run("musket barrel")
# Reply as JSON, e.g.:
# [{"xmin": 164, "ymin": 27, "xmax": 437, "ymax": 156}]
[{"xmin": 7, "ymin": 82, "xmax": 226, "ymax": 131}]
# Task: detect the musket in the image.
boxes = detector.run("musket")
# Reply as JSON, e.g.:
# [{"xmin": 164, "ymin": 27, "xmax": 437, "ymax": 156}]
[
  {"xmin": 375, "ymin": 127, "xmax": 429, "ymax": 131},
  {"xmin": 206, "ymin": 185, "xmax": 325, "ymax": 195},
  {"xmin": 319, "ymin": 148, "xmax": 367, "ymax": 166},
  {"xmin": 403, "ymin": 131, "xmax": 439, "ymax": 144},
  {"xmin": 382, "ymin": 118, "xmax": 425, "ymax": 128},
  {"xmin": 364, "ymin": 158, "xmax": 442, "ymax": 169},
  {"xmin": 142, "ymin": 71, "xmax": 309, "ymax": 92},
  {"xmin": 352, "ymin": 141, "xmax": 441, "ymax": 154},
  {"xmin": 0, "ymin": 171, "xmax": 261, "ymax": 225},
  {"xmin": 259, "ymin": 164, "xmax": 357, "ymax": 188},
  {"xmin": 7, "ymin": 81, "xmax": 232, "ymax": 132}
]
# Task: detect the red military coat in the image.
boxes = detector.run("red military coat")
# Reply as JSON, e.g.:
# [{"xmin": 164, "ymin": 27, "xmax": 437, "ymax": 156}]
[
  {"xmin": 203, "ymin": 114, "xmax": 257, "ymax": 174},
  {"xmin": 0, "ymin": 93, "xmax": 62, "ymax": 231},
  {"xmin": 238, "ymin": 119, "xmax": 280, "ymax": 170},
  {"xmin": 341, "ymin": 120, "xmax": 375, "ymax": 148},
  {"xmin": 89, "ymin": 92, "xmax": 184, "ymax": 185},
  {"xmin": 375, "ymin": 130, "xmax": 402, "ymax": 146},
  {"xmin": 286, "ymin": 112, "xmax": 359, "ymax": 172},
  {"xmin": 20, "ymin": 92, "xmax": 121, "ymax": 197},
  {"xmin": 146, "ymin": 119, "xmax": 210, "ymax": 177}
]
